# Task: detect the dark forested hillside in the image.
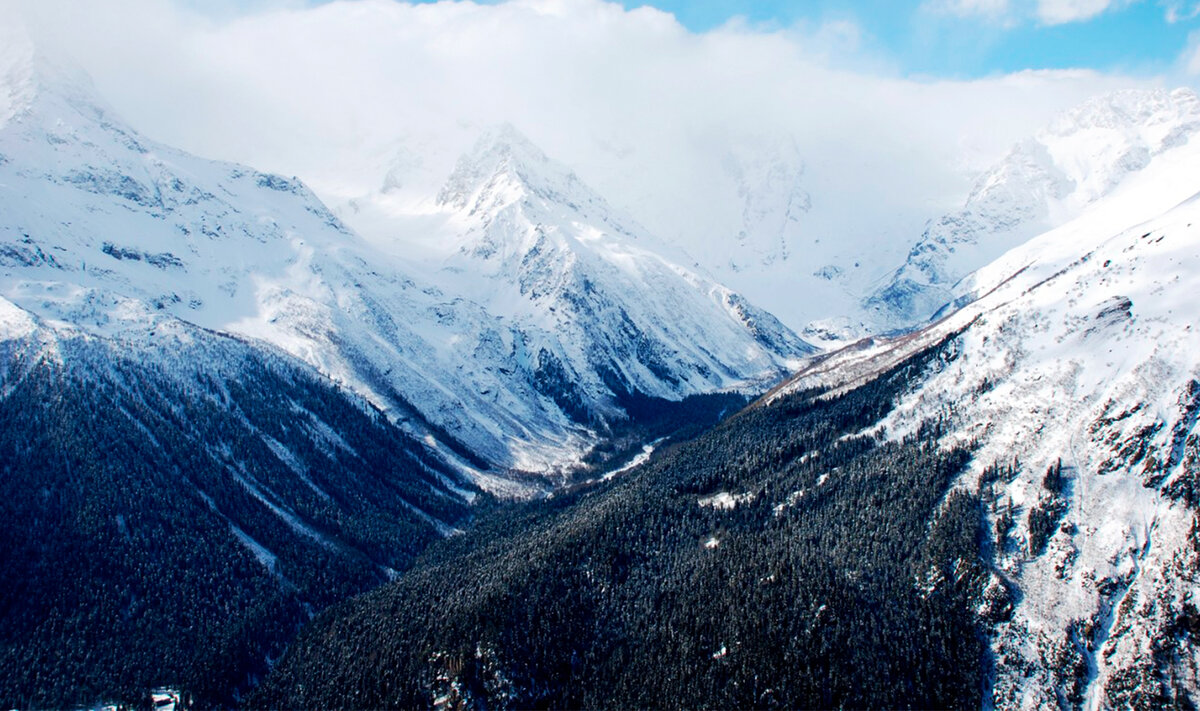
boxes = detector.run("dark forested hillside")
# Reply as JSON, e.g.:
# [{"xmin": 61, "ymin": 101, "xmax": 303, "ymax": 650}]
[
  {"xmin": 0, "ymin": 331, "xmax": 477, "ymax": 709},
  {"xmin": 254, "ymin": 334, "xmax": 990, "ymax": 709}
]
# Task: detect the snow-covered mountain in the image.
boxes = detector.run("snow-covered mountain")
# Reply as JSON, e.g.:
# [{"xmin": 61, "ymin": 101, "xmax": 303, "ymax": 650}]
[
  {"xmin": 340, "ymin": 125, "xmax": 912, "ymax": 345},
  {"xmin": 343, "ymin": 125, "xmax": 813, "ymax": 468},
  {"xmin": 866, "ymin": 87, "xmax": 1200, "ymax": 330},
  {"xmin": 342, "ymin": 88, "xmax": 1200, "ymax": 347},
  {"xmin": 431, "ymin": 125, "xmax": 811, "ymax": 402},
  {"xmin": 773, "ymin": 127, "xmax": 1200, "ymax": 706},
  {"xmin": 0, "ymin": 38, "xmax": 808, "ymax": 484},
  {"xmin": 8, "ymin": 11, "xmax": 1200, "ymax": 707}
]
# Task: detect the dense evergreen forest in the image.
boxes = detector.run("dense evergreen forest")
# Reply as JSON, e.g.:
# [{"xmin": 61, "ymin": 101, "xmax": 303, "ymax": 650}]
[
  {"xmin": 0, "ymin": 333, "xmax": 478, "ymax": 708},
  {"xmin": 0, "ymin": 328, "xmax": 753, "ymax": 708},
  {"xmin": 254, "ymin": 334, "xmax": 993, "ymax": 709}
]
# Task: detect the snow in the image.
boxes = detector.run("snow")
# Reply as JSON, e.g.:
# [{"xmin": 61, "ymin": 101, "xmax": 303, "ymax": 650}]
[
  {"xmin": 775, "ymin": 129, "xmax": 1200, "ymax": 706},
  {"xmin": 229, "ymin": 522, "xmax": 279, "ymax": 575},
  {"xmin": 4, "ymin": 30, "xmax": 1199, "ymax": 703},
  {"xmin": 0, "ymin": 22, "xmax": 36, "ymax": 131},
  {"xmin": 340, "ymin": 121, "xmax": 918, "ymax": 340},
  {"xmin": 194, "ymin": 487, "xmax": 284, "ymax": 578},
  {"xmin": 0, "ymin": 295, "xmax": 37, "ymax": 340},
  {"xmin": 331, "ymin": 88, "xmax": 1200, "ymax": 345},
  {"xmin": 697, "ymin": 490, "xmax": 755, "ymax": 510},
  {"xmin": 224, "ymin": 461, "xmax": 340, "ymax": 550},
  {"xmin": 398, "ymin": 498, "xmax": 463, "ymax": 538},
  {"xmin": 772, "ymin": 489, "xmax": 806, "ymax": 516},
  {"xmin": 0, "ymin": 53, "xmax": 807, "ymax": 483},
  {"xmin": 261, "ymin": 433, "xmax": 332, "ymax": 501},
  {"xmin": 866, "ymin": 87, "xmax": 1200, "ymax": 332},
  {"xmin": 602, "ymin": 438, "xmax": 665, "ymax": 481}
]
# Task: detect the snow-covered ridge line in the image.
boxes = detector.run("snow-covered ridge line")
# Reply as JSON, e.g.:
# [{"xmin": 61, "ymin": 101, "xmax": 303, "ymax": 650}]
[
  {"xmin": 866, "ymin": 87, "xmax": 1200, "ymax": 332},
  {"xmin": 0, "ymin": 42, "xmax": 808, "ymax": 482}
]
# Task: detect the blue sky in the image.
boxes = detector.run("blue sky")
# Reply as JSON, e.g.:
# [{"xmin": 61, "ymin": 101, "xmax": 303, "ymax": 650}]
[{"xmin": 624, "ymin": 0, "xmax": 1199, "ymax": 78}]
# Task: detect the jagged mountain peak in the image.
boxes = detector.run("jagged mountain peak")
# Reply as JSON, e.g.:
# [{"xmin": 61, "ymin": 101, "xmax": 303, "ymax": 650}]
[
  {"xmin": 438, "ymin": 123, "xmax": 560, "ymax": 210},
  {"xmin": 0, "ymin": 21, "xmax": 36, "ymax": 127},
  {"xmin": 0, "ymin": 22, "xmax": 116, "ymax": 129},
  {"xmin": 430, "ymin": 123, "xmax": 709, "ymax": 284},
  {"xmin": 435, "ymin": 123, "xmax": 621, "ymax": 235},
  {"xmin": 963, "ymin": 87, "xmax": 1200, "ymax": 222},
  {"xmin": 419, "ymin": 124, "xmax": 815, "ymax": 420},
  {"xmin": 995, "ymin": 86, "xmax": 1200, "ymax": 208},
  {"xmin": 468, "ymin": 122, "xmax": 552, "ymax": 171}
]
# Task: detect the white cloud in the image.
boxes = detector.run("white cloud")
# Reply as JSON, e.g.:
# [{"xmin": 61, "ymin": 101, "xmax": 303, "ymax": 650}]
[
  {"xmin": 1182, "ymin": 29, "xmax": 1200, "ymax": 73},
  {"xmin": 1035, "ymin": 0, "xmax": 1119, "ymax": 24},
  {"xmin": 928, "ymin": 0, "xmax": 1168, "ymax": 26},
  {"xmin": 925, "ymin": 0, "xmax": 1012, "ymax": 19},
  {"xmin": 1165, "ymin": 0, "xmax": 1200, "ymax": 22},
  {"xmin": 7, "ymin": 0, "xmax": 1151, "ymax": 302}
]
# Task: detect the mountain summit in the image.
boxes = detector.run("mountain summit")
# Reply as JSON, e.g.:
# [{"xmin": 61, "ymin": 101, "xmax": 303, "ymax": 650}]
[{"xmin": 432, "ymin": 124, "xmax": 813, "ymax": 408}]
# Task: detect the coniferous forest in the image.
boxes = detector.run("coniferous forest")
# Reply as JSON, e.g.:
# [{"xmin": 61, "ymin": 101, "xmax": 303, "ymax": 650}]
[
  {"xmin": 253, "ymin": 335, "xmax": 992, "ymax": 709},
  {"xmin": 0, "ymin": 333, "xmax": 477, "ymax": 708},
  {"xmin": 0, "ymin": 332, "xmax": 751, "ymax": 709}
]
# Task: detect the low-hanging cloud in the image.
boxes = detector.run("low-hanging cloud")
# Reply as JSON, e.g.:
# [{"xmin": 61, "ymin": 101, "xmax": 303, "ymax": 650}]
[{"xmin": 5, "ymin": 0, "xmax": 1160, "ymax": 279}]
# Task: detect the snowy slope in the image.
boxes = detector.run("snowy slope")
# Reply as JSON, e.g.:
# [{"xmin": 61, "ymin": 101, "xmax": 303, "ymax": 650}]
[
  {"xmin": 343, "ymin": 128, "xmax": 896, "ymax": 345},
  {"xmin": 430, "ymin": 126, "xmax": 812, "ymax": 401},
  {"xmin": 865, "ymin": 88, "xmax": 1200, "ymax": 330},
  {"xmin": 336, "ymin": 124, "xmax": 813, "ymax": 424},
  {"xmin": 772, "ymin": 135, "xmax": 1200, "ymax": 706},
  {"xmin": 0, "ymin": 46, "xmax": 526, "ymax": 477},
  {"xmin": 0, "ymin": 43, "xmax": 807, "ymax": 482}
]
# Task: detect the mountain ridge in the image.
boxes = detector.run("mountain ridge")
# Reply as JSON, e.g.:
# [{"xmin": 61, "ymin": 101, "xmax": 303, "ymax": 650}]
[
  {"xmin": 0, "ymin": 47, "xmax": 808, "ymax": 481},
  {"xmin": 866, "ymin": 86, "xmax": 1200, "ymax": 330},
  {"xmin": 775, "ymin": 146, "xmax": 1200, "ymax": 706}
]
